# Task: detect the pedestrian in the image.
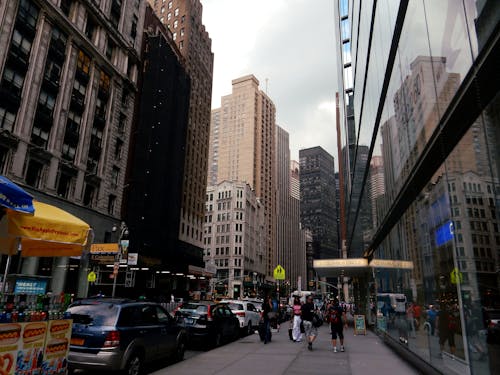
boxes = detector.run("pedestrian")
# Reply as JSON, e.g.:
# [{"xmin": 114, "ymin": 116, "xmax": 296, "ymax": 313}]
[
  {"xmin": 291, "ymin": 295, "xmax": 303, "ymax": 342},
  {"xmin": 328, "ymin": 298, "xmax": 347, "ymax": 352},
  {"xmin": 436, "ymin": 304, "xmax": 456, "ymax": 356},
  {"xmin": 413, "ymin": 303, "xmax": 421, "ymax": 330},
  {"xmin": 301, "ymin": 295, "xmax": 318, "ymax": 351},
  {"xmin": 427, "ymin": 305, "xmax": 437, "ymax": 335},
  {"xmin": 262, "ymin": 295, "xmax": 273, "ymax": 344},
  {"xmin": 407, "ymin": 302, "xmax": 416, "ymax": 338}
]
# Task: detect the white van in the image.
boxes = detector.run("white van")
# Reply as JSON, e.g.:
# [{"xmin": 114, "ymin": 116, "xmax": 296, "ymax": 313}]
[{"xmin": 377, "ymin": 293, "xmax": 407, "ymax": 313}]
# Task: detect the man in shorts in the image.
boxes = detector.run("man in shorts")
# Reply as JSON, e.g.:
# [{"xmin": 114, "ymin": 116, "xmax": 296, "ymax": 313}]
[
  {"xmin": 301, "ymin": 295, "xmax": 318, "ymax": 350},
  {"xmin": 328, "ymin": 298, "xmax": 347, "ymax": 352}
]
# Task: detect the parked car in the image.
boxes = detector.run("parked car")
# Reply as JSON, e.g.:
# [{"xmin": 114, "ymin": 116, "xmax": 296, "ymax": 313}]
[
  {"xmin": 221, "ymin": 299, "xmax": 261, "ymax": 335},
  {"xmin": 484, "ymin": 308, "xmax": 500, "ymax": 344},
  {"xmin": 175, "ymin": 301, "xmax": 240, "ymax": 348},
  {"xmin": 67, "ymin": 298, "xmax": 187, "ymax": 375}
]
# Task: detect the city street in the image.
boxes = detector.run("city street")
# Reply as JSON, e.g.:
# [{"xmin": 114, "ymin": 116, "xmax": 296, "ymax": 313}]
[{"xmin": 151, "ymin": 323, "xmax": 420, "ymax": 375}]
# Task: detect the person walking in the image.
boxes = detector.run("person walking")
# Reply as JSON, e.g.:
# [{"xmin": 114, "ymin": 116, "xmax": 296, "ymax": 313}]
[
  {"xmin": 291, "ymin": 295, "xmax": 303, "ymax": 342},
  {"xmin": 328, "ymin": 299, "xmax": 347, "ymax": 352},
  {"xmin": 262, "ymin": 295, "xmax": 273, "ymax": 344},
  {"xmin": 407, "ymin": 302, "xmax": 416, "ymax": 338},
  {"xmin": 301, "ymin": 295, "xmax": 318, "ymax": 351},
  {"xmin": 436, "ymin": 304, "xmax": 456, "ymax": 356}
]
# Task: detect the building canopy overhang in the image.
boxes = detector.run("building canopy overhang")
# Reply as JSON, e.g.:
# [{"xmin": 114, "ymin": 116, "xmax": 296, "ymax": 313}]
[{"xmin": 314, "ymin": 258, "xmax": 414, "ymax": 278}]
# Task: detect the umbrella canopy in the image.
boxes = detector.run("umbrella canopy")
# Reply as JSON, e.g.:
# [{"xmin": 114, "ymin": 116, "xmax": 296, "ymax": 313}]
[
  {"xmin": 0, "ymin": 201, "xmax": 90, "ymax": 257},
  {"xmin": 0, "ymin": 176, "xmax": 34, "ymax": 214}
]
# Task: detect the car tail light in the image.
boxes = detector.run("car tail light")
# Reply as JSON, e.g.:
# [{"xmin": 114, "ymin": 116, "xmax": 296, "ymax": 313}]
[
  {"xmin": 207, "ymin": 307, "xmax": 213, "ymax": 321},
  {"xmin": 103, "ymin": 330, "xmax": 120, "ymax": 347},
  {"xmin": 236, "ymin": 312, "xmax": 245, "ymax": 317},
  {"xmin": 488, "ymin": 320, "xmax": 496, "ymax": 328}
]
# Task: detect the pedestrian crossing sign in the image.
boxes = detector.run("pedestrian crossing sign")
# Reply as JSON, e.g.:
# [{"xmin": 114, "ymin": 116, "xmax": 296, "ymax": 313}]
[
  {"xmin": 450, "ymin": 268, "xmax": 463, "ymax": 284},
  {"xmin": 273, "ymin": 265, "xmax": 285, "ymax": 280}
]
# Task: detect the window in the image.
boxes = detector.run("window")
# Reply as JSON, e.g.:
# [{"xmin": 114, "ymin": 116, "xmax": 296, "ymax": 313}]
[
  {"xmin": 167, "ymin": 13, "xmax": 171, "ymax": 21},
  {"xmin": 25, "ymin": 159, "xmax": 43, "ymax": 187},
  {"xmin": 85, "ymin": 17, "xmax": 96, "ymax": 42},
  {"xmin": 83, "ymin": 184, "xmax": 95, "ymax": 206},
  {"xmin": 173, "ymin": 20, "xmax": 178, "ymax": 28},
  {"xmin": 77, "ymin": 50, "xmax": 91, "ymax": 75},
  {"xmin": 130, "ymin": 15, "xmax": 137, "ymax": 39},
  {"xmin": 106, "ymin": 38, "xmax": 115, "ymax": 60},
  {"xmin": 57, "ymin": 173, "xmax": 71, "ymax": 198},
  {"xmin": 111, "ymin": 167, "xmax": 119, "ymax": 186},
  {"xmin": 107, "ymin": 194, "xmax": 116, "ymax": 215},
  {"xmin": 18, "ymin": 0, "xmax": 39, "ymax": 29},
  {"xmin": 11, "ymin": 29, "xmax": 32, "ymax": 57},
  {"xmin": 180, "ymin": 28, "xmax": 184, "ymax": 37},
  {"xmin": 60, "ymin": 0, "xmax": 72, "ymax": 17},
  {"xmin": 0, "ymin": 108, "xmax": 16, "ymax": 131},
  {"xmin": 168, "ymin": 1, "xmax": 172, "ymax": 9},
  {"xmin": 114, "ymin": 139, "xmax": 123, "ymax": 160},
  {"xmin": 2, "ymin": 67, "xmax": 25, "ymax": 92},
  {"xmin": 174, "ymin": 8, "xmax": 179, "ymax": 16}
]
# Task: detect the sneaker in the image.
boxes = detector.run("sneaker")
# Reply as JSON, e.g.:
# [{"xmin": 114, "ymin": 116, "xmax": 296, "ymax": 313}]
[
  {"xmin": 340, "ymin": 346, "xmax": 345, "ymax": 352},
  {"xmin": 333, "ymin": 347, "xmax": 337, "ymax": 353},
  {"xmin": 308, "ymin": 343, "xmax": 312, "ymax": 351}
]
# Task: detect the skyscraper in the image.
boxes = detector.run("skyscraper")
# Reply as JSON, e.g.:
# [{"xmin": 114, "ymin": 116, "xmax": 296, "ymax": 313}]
[
  {"xmin": 209, "ymin": 75, "xmax": 276, "ymax": 277},
  {"xmin": 149, "ymin": 0, "xmax": 214, "ymax": 260},
  {"xmin": 276, "ymin": 126, "xmax": 306, "ymax": 291},
  {"xmin": 334, "ymin": 0, "xmax": 500, "ymax": 372},
  {"xmin": 299, "ymin": 147, "xmax": 337, "ymax": 260},
  {"xmin": 0, "ymin": 0, "xmax": 145, "ymax": 295}
]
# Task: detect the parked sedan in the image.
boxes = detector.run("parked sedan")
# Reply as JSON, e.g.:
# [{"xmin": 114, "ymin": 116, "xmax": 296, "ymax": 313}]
[
  {"xmin": 67, "ymin": 298, "xmax": 187, "ymax": 375},
  {"xmin": 221, "ymin": 299, "xmax": 261, "ymax": 335},
  {"xmin": 175, "ymin": 301, "xmax": 240, "ymax": 348}
]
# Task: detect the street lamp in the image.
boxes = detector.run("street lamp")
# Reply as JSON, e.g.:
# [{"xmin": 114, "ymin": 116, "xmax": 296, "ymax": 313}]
[{"xmin": 111, "ymin": 221, "xmax": 129, "ymax": 298}]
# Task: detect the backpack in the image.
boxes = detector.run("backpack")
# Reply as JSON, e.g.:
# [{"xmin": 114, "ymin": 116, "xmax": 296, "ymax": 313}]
[{"xmin": 329, "ymin": 308, "xmax": 340, "ymax": 324}]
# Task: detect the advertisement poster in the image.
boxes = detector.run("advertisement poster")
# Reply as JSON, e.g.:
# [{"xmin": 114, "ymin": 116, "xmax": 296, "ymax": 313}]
[
  {"xmin": 41, "ymin": 320, "xmax": 72, "ymax": 375},
  {"xmin": 0, "ymin": 323, "xmax": 22, "ymax": 375},
  {"xmin": 16, "ymin": 321, "xmax": 48, "ymax": 374}
]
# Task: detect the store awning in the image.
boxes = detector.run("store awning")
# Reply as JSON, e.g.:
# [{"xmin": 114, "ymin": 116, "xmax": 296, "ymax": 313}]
[
  {"xmin": 0, "ymin": 175, "xmax": 34, "ymax": 213},
  {"xmin": 0, "ymin": 201, "xmax": 91, "ymax": 257}
]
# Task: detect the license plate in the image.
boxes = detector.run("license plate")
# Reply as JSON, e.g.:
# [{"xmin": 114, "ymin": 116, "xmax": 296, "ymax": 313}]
[
  {"xmin": 70, "ymin": 338, "xmax": 85, "ymax": 346},
  {"xmin": 184, "ymin": 318, "xmax": 194, "ymax": 325}
]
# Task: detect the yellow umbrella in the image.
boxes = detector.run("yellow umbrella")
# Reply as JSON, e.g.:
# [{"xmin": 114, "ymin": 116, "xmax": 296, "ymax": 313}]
[{"xmin": 0, "ymin": 201, "xmax": 90, "ymax": 257}]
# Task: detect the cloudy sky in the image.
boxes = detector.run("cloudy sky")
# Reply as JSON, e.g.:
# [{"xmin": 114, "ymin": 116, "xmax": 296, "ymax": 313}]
[{"xmin": 201, "ymin": 0, "xmax": 339, "ymax": 162}]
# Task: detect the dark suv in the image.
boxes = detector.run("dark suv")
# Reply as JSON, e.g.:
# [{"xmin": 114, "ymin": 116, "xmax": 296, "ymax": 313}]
[
  {"xmin": 175, "ymin": 301, "xmax": 240, "ymax": 348},
  {"xmin": 67, "ymin": 298, "xmax": 187, "ymax": 375}
]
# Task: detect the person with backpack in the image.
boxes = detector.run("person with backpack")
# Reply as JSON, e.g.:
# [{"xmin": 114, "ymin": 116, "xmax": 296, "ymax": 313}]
[{"xmin": 328, "ymin": 298, "xmax": 347, "ymax": 352}]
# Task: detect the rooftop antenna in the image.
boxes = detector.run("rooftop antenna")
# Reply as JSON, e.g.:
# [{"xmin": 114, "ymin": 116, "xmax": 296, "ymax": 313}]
[{"xmin": 265, "ymin": 78, "xmax": 269, "ymax": 94}]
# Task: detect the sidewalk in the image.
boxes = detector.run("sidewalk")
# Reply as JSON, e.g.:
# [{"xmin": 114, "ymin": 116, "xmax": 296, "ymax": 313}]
[{"xmin": 152, "ymin": 323, "xmax": 422, "ymax": 375}]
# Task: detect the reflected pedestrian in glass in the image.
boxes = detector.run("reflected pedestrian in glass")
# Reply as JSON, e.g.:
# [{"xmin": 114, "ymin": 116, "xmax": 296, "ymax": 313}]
[
  {"xmin": 437, "ymin": 303, "xmax": 456, "ymax": 356},
  {"xmin": 291, "ymin": 295, "xmax": 303, "ymax": 342},
  {"xmin": 301, "ymin": 295, "xmax": 318, "ymax": 350}
]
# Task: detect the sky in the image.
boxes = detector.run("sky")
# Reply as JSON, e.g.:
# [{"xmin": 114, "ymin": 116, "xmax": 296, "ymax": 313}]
[{"xmin": 201, "ymin": 0, "xmax": 339, "ymax": 162}]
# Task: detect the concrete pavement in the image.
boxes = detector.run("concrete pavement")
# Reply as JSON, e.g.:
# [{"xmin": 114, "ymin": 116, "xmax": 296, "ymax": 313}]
[{"xmin": 152, "ymin": 323, "xmax": 422, "ymax": 375}]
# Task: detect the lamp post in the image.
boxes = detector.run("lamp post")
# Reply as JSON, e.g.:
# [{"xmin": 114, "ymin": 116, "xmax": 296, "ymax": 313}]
[{"xmin": 111, "ymin": 221, "xmax": 129, "ymax": 298}]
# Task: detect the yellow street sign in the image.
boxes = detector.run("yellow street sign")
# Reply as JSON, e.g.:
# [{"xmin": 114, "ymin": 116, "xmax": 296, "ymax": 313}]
[
  {"xmin": 450, "ymin": 268, "xmax": 463, "ymax": 284},
  {"xmin": 273, "ymin": 265, "xmax": 285, "ymax": 280},
  {"xmin": 87, "ymin": 271, "xmax": 97, "ymax": 283}
]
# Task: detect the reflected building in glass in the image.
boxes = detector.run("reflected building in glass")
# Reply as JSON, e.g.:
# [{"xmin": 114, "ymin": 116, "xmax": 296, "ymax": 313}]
[{"xmin": 334, "ymin": 0, "xmax": 500, "ymax": 373}]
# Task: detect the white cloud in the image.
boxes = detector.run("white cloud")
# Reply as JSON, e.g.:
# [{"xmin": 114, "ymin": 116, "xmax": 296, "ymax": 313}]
[{"xmin": 201, "ymin": 0, "xmax": 339, "ymax": 162}]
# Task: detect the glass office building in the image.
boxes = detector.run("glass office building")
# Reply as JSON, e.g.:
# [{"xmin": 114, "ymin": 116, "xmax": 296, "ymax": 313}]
[{"xmin": 334, "ymin": 0, "xmax": 499, "ymax": 373}]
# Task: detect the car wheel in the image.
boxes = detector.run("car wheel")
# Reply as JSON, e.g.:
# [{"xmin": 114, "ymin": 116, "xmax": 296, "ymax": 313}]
[
  {"xmin": 175, "ymin": 337, "xmax": 186, "ymax": 361},
  {"xmin": 214, "ymin": 331, "xmax": 222, "ymax": 347},
  {"xmin": 247, "ymin": 321, "xmax": 254, "ymax": 336},
  {"xmin": 125, "ymin": 353, "xmax": 143, "ymax": 375}
]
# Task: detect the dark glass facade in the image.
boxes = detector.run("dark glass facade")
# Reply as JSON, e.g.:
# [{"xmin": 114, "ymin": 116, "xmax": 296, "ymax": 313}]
[
  {"xmin": 335, "ymin": 0, "xmax": 500, "ymax": 373},
  {"xmin": 299, "ymin": 147, "xmax": 338, "ymax": 260}
]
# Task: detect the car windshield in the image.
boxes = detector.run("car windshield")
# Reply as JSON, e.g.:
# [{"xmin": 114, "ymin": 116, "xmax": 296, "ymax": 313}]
[
  {"xmin": 228, "ymin": 303, "xmax": 244, "ymax": 310},
  {"xmin": 181, "ymin": 304, "xmax": 208, "ymax": 313},
  {"xmin": 67, "ymin": 303, "xmax": 120, "ymax": 326}
]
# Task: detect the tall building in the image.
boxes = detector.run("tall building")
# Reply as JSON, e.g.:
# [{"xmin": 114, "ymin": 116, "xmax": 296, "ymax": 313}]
[
  {"xmin": 0, "ymin": 0, "xmax": 145, "ymax": 296},
  {"xmin": 209, "ymin": 75, "xmax": 276, "ymax": 278},
  {"xmin": 124, "ymin": 4, "xmax": 197, "ymax": 297},
  {"xmin": 334, "ymin": 0, "xmax": 500, "ymax": 373},
  {"xmin": 290, "ymin": 160, "xmax": 300, "ymax": 200},
  {"xmin": 276, "ymin": 126, "xmax": 306, "ymax": 291},
  {"xmin": 299, "ymin": 147, "xmax": 337, "ymax": 260},
  {"xmin": 149, "ymin": 0, "xmax": 214, "ymax": 262},
  {"xmin": 203, "ymin": 181, "xmax": 266, "ymax": 299}
]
